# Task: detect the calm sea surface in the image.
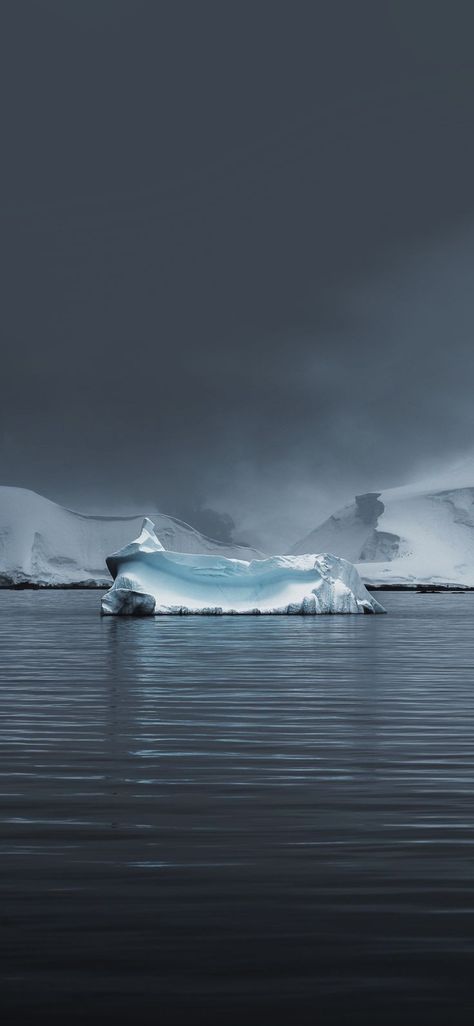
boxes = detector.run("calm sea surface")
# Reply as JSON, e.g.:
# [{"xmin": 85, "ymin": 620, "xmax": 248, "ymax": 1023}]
[{"xmin": 1, "ymin": 591, "xmax": 474, "ymax": 1025}]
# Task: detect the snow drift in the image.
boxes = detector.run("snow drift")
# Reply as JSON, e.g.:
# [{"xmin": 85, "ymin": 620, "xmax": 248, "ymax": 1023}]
[
  {"xmin": 0, "ymin": 487, "xmax": 263, "ymax": 587},
  {"xmin": 290, "ymin": 475, "xmax": 474, "ymax": 587},
  {"xmin": 101, "ymin": 518, "xmax": 384, "ymax": 615}
]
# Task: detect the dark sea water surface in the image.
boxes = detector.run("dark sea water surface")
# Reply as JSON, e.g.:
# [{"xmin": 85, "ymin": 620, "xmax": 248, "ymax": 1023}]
[{"xmin": 1, "ymin": 592, "xmax": 474, "ymax": 1025}]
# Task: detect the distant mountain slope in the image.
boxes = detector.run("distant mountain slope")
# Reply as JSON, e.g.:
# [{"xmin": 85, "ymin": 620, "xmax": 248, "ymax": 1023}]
[
  {"xmin": 290, "ymin": 482, "xmax": 474, "ymax": 587},
  {"xmin": 0, "ymin": 487, "xmax": 263, "ymax": 586}
]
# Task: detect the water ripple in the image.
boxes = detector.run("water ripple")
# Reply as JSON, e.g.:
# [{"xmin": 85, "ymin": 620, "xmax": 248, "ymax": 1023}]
[{"xmin": 2, "ymin": 591, "xmax": 474, "ymax": 1023}]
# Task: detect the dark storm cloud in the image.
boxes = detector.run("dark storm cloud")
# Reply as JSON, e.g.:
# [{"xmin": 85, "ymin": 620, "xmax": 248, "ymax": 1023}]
[{"xmin": 2, "ymin": 1, "xmax": 474, "ymax": 545}]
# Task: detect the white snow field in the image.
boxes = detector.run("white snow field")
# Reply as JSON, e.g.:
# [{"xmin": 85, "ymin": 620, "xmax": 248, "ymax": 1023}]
[
  {"xmin": 0, "ymin": 487, "xmax": 263, "ymax": 587},
  {"xmin": 101, "ymin": 518, "xmax": 384, "ymax": 615},
  {"xmin": 290, "ymin": 475, "xmax": 474, "ymax": 587}
]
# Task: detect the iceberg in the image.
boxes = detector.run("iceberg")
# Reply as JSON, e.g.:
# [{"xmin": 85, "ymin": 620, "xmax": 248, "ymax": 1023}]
[{"xmin": 101, "ymin": 519, "xmax": 384, "ymax": 615}]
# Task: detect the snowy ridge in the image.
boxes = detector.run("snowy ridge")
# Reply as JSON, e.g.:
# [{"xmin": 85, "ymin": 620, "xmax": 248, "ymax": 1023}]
[
  {"xmin": 101, "ymin": 519, "xmax": 384, "ymax": 615},
  {"xmin": 0, "ymin": 487, "xmax": 263, "ymax": 586},
  {"xmin": 290, "ymin": 479, "xmax": 474, "ymax": 587}
]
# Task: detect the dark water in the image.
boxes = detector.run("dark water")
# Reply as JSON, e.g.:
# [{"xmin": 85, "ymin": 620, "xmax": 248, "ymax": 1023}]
[{"xmin": 1, "ymin": 592, "xmax": 474, "ymax": 1025}]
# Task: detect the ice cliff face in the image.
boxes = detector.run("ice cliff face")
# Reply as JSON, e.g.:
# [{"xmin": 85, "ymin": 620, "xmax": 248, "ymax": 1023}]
[
  {"xmin": 101, "ymin": 519, "xmax": 384, "ymax": 615},
  {"xmin": 291, "ymin": 492, "xmax": 404, "ymax": 564},
  {"xmin": 290, "ymin": 481, "xmax": 474, "ymax": 587},
  {"xmin": 0, "ymin": 487, "xmax": 263, "ymax": 586}
]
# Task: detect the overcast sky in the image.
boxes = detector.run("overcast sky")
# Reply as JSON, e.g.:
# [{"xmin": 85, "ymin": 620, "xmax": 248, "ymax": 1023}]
[{"xmin": 2, "ymin": 1, "xmax": 474, "ymax": 547}]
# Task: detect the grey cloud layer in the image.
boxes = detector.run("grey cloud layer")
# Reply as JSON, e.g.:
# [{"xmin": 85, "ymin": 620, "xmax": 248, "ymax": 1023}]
[{"xmin": 2, "ymin": 2, "xmax": 474, "ymax": 545}]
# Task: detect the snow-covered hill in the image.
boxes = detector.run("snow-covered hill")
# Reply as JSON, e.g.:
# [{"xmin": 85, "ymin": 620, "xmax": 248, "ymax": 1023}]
[
  {"xmin": 290, "ymin": 480, "xmax": 474, "ymax": 587},
  {"xmin": 0, "ymin": 487, "xmax": 263, "ymax": 586}
]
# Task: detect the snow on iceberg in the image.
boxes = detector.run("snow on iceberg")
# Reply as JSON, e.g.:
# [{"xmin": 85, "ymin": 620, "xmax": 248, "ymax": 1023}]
[{"xmin": 101, "ymin": 519, "xmax": 385, "ymax": 615}]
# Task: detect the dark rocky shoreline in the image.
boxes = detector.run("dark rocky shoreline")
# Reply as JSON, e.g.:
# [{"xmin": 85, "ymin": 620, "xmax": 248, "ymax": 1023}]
[{"xmin": 1, "ymin": 581, "xmax": 473, "ymax": 594}]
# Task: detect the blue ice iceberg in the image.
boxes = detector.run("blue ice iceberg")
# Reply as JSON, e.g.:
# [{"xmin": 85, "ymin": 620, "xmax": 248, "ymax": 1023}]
[{"xmin": 101, "ymin": 519, "xmax": 385, "ymax": 616}]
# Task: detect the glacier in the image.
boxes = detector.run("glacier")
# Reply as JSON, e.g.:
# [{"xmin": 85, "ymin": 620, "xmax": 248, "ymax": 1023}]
[
  {"xmin": 290, "ymin": 467, "xmax": 474, "ymax": 588},
  {"xmin": 101, "ymin": 519, "xmax": 384, "ymax": 615},
  {"xmin": 0, "ymin": 487, "xmax": 263, "ymax": 587}
]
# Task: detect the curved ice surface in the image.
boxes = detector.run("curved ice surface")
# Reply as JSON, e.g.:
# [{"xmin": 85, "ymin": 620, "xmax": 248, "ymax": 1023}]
[{"xmin": 101, "ymin": 519, "xmax": 385, "ymax": 616}]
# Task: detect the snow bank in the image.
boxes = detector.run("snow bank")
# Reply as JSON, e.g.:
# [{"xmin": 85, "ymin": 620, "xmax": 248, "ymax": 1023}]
[
  {"xmin": 101, "ymin": 519, "xmax": 384, "ymax": 615},
  {"xmin": 290, "ymin": 478, "xmax": 474, "ymax": 587},
  {"xmin": 0, "ymin": 487, "xmax": 263, "ymax": 587}
]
